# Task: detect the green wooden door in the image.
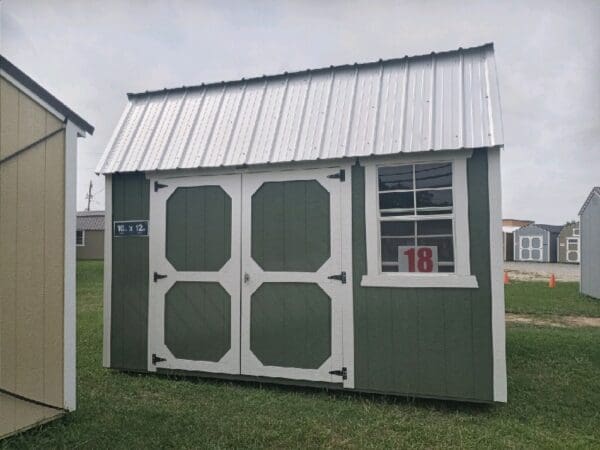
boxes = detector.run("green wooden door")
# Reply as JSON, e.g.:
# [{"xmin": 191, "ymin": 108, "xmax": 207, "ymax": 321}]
[
  {"xmin": 240, "ymin": 168, "xmax": 352, "ymax": 384},
  {"xmin": 147, "ymin": 174, "xmax": 241, "ymax": 374}
]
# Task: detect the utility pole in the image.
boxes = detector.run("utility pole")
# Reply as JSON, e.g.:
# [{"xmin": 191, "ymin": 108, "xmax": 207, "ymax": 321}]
[{"xmin": 85, "ymin": 180, "xmax": 93, "ymax": 211}]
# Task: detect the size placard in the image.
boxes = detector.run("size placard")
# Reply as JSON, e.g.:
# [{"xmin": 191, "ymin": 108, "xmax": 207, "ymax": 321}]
[
  {"xmin": 113, "ymin": 220, "xmax": 148, "ymax": 237},
  {"xmin": 397, "ymin": 246, "xmax": 438, "ymax": 273}
]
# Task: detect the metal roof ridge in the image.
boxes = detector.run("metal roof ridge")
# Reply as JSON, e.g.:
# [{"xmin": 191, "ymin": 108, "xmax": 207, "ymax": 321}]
[{"xmin": 126, "ymin": 42, "xmax": 495, "ymax": 100}]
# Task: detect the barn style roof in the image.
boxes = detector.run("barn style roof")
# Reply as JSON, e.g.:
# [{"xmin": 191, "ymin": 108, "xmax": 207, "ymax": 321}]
[
  {"xmin": 0, "ymin": 55, "xmax": 95, "ymax": 135},
  {"xmin": 96, "ymin": 43, "xmax": 503, "ymax": 174},
  {"xmin": 77, "ymin": 211, "xmax": 105, "ymax": 231},
  {"xmin": 579, "ymin": 186, "xmax": 600, "ymax": 215}
]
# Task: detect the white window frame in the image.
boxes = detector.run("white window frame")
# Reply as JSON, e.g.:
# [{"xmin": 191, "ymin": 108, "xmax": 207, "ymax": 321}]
[
  {"xmin": 572, "ymin": 227, "xmax": 580, "ymax": 237},
  {"xmin": 361, "ymin": 152, "xmax": 478, "ymax": 288},
  {"xmin": 76, "ymin": 230, "xmax": 85, "ymax": 247}
]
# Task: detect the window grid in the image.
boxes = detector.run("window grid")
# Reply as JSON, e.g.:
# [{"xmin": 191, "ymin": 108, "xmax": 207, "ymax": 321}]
[{"xmin": 377, "ymin": 162, "xmax": 455, "ymax": 273}]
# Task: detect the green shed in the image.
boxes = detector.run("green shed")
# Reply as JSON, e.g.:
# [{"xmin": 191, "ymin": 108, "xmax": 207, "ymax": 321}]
[{"xmin": 97, "ymin": 43, "xmax": 506, "ymax": 403}]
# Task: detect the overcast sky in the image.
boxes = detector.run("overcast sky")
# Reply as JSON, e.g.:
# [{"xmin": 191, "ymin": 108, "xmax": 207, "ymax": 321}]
[{"xmin": 2, "ymin": 0, "xmax": 599, "ymax": 223}]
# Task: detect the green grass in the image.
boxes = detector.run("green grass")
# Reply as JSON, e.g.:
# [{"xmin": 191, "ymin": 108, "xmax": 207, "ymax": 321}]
[
  {"xmin": 3, "ymin": 261, "xmax": 600, "ymax": 448},
  {"xmin": 505, "ymin": 281, "xmax": 600, "ymax": 317}
]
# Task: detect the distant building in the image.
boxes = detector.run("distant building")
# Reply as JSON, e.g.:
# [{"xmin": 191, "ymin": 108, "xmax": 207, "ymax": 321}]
[
  {"xmin": 502, "ymin": 219, "xmax": 533, "ymax": 261},
  {"xmin": 77, "ymin": 211, "xmax": 105, "ymax": 260},
  {"xmin": 513, "ymin": 223, "xmax": 562, "ymax": 262},
  {"xmin": 579, "ymin": 187, "xmax": 600, "ymax": 299},
  {"xmin": 557, "ymin": 222, "xmax": 580, "ymax": 264}
]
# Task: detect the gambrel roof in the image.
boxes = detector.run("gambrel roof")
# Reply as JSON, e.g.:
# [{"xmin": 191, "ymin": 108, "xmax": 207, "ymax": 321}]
[{"xmin": 97, "ymin": 43, "xmax": 503, "ymax": 174}]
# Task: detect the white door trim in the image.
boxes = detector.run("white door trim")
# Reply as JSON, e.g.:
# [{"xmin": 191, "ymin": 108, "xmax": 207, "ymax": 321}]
[
  {"xmin": 147, "ymin": 173, "xmax": 242, "ymax": 374},
  {"xmin": 519, "ymin": 234, "xmax": 543, "ymax": 261},
  {"xmin": 240, "ymin": 166, "xmax": 353, "ymax": 386},
  {"xmin": 566, "ymin": 237, "xmax": 580, "ymax": 263}
]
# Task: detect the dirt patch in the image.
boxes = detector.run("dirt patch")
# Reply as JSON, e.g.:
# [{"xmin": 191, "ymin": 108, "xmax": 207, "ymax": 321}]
[
  {"xmin": 506, "ymin": 313, "xmax": 600, "ymax": 328},
  {"xmin": 504, "ymin": 262, "xmax": 580, "ymax": 282}
]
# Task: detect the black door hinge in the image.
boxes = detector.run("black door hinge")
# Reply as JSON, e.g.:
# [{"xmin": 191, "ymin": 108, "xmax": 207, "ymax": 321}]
[
  {"xmin": 327, "ymin": 169, "xmax": 345, "ymax": 182},
  {"xmin": 329, "ymin": 367, "xmax": 347, "ymax": 380},
  {"xmin": 328, "ymin": 271, "xmax": 346, "ymax": 284},
  {"xmin": 153, "ymin": 272, "xmax": 167, "ymax": 282},
  {"xmin": 152, "ymin": 353, "xmax": 166, "ymax": 365},
  {"xmin": 154, "ymin": 181, "xmax": 168, "ymax": 192}
]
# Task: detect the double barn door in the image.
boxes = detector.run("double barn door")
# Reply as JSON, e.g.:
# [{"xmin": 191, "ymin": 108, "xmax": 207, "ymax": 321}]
[{"xmin": 147, "ymin": 167, "xmax": 352, "ymax": 386}]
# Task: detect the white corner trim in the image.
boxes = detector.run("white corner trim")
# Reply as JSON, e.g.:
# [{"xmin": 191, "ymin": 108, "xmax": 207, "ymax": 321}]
[
  {"xmin": 488, "ymin": 147, "xmax": 507, "ymax": 403},
  {"xmin": 64, "ymin": 121, "xmax": 78, "ymax": 411},
  {"xmin": 361, "ymin": 274, "xmax": 478, "ymax": 288},
  {"xmin": 102, "ymin": 176, "xmax": 112, "ymax": 368}
]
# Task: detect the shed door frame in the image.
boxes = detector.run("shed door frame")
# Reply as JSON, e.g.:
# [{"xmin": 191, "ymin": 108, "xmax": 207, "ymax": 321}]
[
  {"xmin": 240, "ymin": 165, "xmax": 354, "ymax": 388},
  {"xmin": 519, "ymin": 234, "xmax": 543, "ymax": 261},
  {"xmin": 147, "ymin": 173, "xmax": 242, "ymax": 374},
  {"xmin": 566, "ymin": 237, "xmax": 580, "ymax": 263}
]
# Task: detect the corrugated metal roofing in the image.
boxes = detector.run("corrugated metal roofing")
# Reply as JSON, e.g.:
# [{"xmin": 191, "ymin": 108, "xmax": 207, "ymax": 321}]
[
  {"xmin": 97, "ymin": 43, "xmax": 503, "ymax": 174},
  {"xmin": 77, "ymin": 211, "xmax": 105, "ymax": 231}
]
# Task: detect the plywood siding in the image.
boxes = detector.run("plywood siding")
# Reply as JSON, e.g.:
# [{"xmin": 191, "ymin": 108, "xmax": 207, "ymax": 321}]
[
  {"xmin": 110, "ymin": 173, "xmax": 150, "ymax": 371},
  {"xmin": 351, "ymin": 149, "xmax": 494, "ymax": 402},
  {"xmin": 0, "ymin": 77, "xmax": 66, "ymax": 437}
]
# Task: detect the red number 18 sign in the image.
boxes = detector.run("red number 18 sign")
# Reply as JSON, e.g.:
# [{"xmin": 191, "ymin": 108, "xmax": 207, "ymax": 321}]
[{"xmin": 397, "ymin": 246, "xmax": 438, "ymax": 273}]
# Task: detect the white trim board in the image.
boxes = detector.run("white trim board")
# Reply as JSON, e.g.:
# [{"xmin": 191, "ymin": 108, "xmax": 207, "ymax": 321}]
[
  {"xmin": 102, "ymin": 176, "xmax": 113, "ymax": 368},
  {"xmin": 64, "ymin": 121, "xmax": 78, "ymax": 411},
  {"xmin": 488, "ymin": 147, "xmax": 507, "ymax": 403}
]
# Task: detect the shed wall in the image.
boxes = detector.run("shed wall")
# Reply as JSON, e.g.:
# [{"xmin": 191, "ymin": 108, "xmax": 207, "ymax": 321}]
[
  {"xmin": 351, "ymin": 149, "xmax": 493, "ymax": 401},
  {"xmin": 581, "ymin": 196, "xmax": 600, "ymax": 298},
  {"xmin": 77, "ymin": 229, "xmax": 104, "ymax": 260},
  {"xmin": 557, "ymin": 223, "xmax": 579, "ymax": 263},
  {"xmin": 110, "ymin": 173, "xmax": 150, "ymax": 370},
  {"xmin": 108, "ymin": 150, "xmax": 496, "ymax": 401},
  {"xmin": 0, "ymin": 77, "xmax": 66, "ymax": 436}
]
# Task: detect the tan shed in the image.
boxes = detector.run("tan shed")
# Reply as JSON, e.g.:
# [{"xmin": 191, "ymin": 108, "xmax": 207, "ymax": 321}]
[{"xmin": 0, "ymin": 56, "xmax": 94, "ymax": 438}]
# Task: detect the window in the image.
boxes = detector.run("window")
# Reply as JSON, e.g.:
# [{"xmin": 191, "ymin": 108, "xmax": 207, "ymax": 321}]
[
  {"xmin": 573, "ymin": 227, "xmax": 579, "ymax": 236},
  {"xmin": 362, "ymin": 153, "xmax": 477, "ymax": 288},
  {"xmin": 378, "ymin": 162, "xmax": 455, "ymax": 273},
  {"xmin": 76, "ymin": 230, "xmax": 85, "ymax": 246}
]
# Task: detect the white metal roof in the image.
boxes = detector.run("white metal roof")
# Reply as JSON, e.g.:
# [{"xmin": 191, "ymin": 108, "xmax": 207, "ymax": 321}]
[{"xmin": 97, "ymin": 43, "xmax": 503, "ymax": 174}]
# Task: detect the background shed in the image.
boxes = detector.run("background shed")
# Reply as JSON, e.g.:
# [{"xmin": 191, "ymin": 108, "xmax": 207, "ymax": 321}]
[
  {"xmin": 513, "ymin": 223, "xmax": 562, "ymax": 262},
  {"xmin": 579, "ymin": 187, "xmax": 600, "ymax": 299},
  {"xmin": 557, "ymin": 222, "xmax": 580, "ymax": 264},
  {"xmin": 76, "ymin": 211, "xmax": 105, "ymax": 260},
  {"xmin": 0, "ymin": 56, "xmax": 93, "ymax": 438},
  {"xmin": 502, "ymin": 219, "xmax": 532, "ymax": 261}
]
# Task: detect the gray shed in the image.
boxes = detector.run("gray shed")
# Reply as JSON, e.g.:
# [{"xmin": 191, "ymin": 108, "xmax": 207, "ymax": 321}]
[
  {"xmin": 557, "ymin": 222, "xmax": 580, "ymax": 264},
  {"xmin": 97, "ymin": 43, "xmax": 507, "ymax": 403},
  {"xmin": 579, "ymin": 187, "xmax": 600, "ymax": 299},
  {"xmin": 513, "ymin": 223, "xmax": 562, "ymax": 263}
]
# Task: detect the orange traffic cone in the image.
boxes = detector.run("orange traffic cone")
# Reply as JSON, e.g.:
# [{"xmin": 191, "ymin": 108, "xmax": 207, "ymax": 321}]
[
  {"xmin": 549, "ymin": 273, "xmax": 556, "ymax": 288},
  {"xmin": 503, "ymin": 272, "xmax": 510, "ymax": 285}
]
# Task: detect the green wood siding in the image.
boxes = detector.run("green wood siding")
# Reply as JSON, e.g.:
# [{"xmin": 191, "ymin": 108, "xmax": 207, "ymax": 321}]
[
  {"xmin": 351, "ymin": 150, "xmax": 494, "ymax": 402},
  {"xmin": 251, "ymin": 180, "xmax": 330, "ymax": 272},
  {"xmin": 251, "ymin": 282, "xmax": 331, "ymax": 369},
  {"xmin": 111, "ymin": 173, "xmax": 150, "ymax": 371},
  {"xmin": 165, "ymin": 282, "xmax": 231, "ymax": 362},
  {"xmin": 166, "ymin": 186, "xmax": 231, "ymax": 272}
]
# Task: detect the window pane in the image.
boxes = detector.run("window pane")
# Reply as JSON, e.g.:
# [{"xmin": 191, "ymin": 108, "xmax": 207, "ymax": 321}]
[
  {"xmin": 415, "ymin": 163, "xmax": 452, "ymax": 189},
  {"xmin": 382, "ymin": 265, "xmax": 399, "ymax": 272},
  {"xmin": 438, "ymin": 265, "xmax": 454, "ymax": 273},
  {"xmin": 418, "ymin": 236, "xmax": 454, "ymax": 262},
  {"xmin": 416, "ymin": 189, "xmax": 453, "ymax": 209},
  {"xmin": 378, "ymin": 165, "xmax": 413, "ymax": 191},
  {"xmin": 522, "ymin": 237, "xmax": 530, "ymax": 247},
  {"xmin": 379, "ymin": 192, "xmax": 414, "ymax": 210},
  {"xmin": 381, "ymin": 221, "xmax": 414, "ymax": 237},
  {"xmin": 531, "ymin": 237, "xmax": 541, "ymax": 248},
  {"xmin": 417, "ymin": 219, "xmax": 452, "ymax": 236},
  {"xmin": 381, "ymin": 237, "xmax": 415, "ymax": 262}
]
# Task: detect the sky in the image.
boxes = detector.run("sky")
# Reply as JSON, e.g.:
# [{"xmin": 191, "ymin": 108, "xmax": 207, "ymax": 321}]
[{"xmin": 1, "ymin": 0, "xmax": 599, "ymax": 223}]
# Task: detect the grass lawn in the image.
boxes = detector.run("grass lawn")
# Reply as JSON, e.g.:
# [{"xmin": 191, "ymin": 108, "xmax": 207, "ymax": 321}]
[
  {"xmin": 506, "ymin": 281, "xmax": 600, "ymax": 317},
  {"xmin": 3, "ymin": 262, "xmax": 600, "ymax": 448}
]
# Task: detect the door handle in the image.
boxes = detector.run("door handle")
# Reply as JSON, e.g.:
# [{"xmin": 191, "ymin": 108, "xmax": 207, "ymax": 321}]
[{"xmin": 244, "ymin": 272, "xmax": 250, "ymax": 283}]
